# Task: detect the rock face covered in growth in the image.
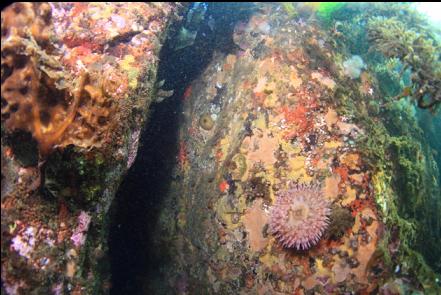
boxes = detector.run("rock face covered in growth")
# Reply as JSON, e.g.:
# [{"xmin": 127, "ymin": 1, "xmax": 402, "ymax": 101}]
[
  {"xmin": 150, "ymin": 3, "xmax": 440, "ymax": 294},
  {"xmin": 1, "ymin": 2, "xmax": 179, "ymax": 293}
]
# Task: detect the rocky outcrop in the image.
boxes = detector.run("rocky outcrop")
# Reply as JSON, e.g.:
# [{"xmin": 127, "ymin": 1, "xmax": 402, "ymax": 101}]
[
  {"xmin": 150, "ymin": 4, "xmax": 440, "ymax": 294},
  {"xmin": 1, "ymin": 3, "xmax": 181, "ymax": 293}
]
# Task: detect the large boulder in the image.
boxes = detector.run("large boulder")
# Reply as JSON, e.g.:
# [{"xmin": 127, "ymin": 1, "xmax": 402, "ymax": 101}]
[
  {"xmin": 151, "ymin": 3, "xmax": 441, "ymax": 294},
  {"xmin": 1, "ymin": 2, "xmax": 181, "ymax": 293}
]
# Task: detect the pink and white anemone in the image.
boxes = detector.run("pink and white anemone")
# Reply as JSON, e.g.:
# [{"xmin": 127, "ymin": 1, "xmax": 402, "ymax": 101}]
[{"xmin": 269, "ymin": 182, "xmax": 330, "ymax": 250}]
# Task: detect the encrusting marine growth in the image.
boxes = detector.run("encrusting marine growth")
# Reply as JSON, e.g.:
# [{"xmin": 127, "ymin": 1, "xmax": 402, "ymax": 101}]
[
  {"xmin": 1, "ymin": 3, "xmax": 118, "ymax": 157},
  {"xmin": 1, "ymin": 2, "xmax": 180, "ymax": 293}
]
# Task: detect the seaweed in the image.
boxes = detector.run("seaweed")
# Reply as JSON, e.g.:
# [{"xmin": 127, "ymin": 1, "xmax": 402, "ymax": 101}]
[
  {"xmin": 326, "ymin": 6, "xmax": 441, "ymax": 286},
  {"xmin": 367, "ymin": 17, "xmax": 440, "ymax": 111}
]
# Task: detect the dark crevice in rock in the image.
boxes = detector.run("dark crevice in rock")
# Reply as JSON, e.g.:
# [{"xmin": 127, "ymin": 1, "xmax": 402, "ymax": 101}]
[{"xmin": 108, "ymin": 4, "xmax": 256, "ymax": 294}]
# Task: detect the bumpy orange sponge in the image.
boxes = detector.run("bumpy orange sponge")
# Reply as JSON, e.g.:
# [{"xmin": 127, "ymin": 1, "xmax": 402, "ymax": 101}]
[
  {"xmin": 1, "ymin": 3, "xmax": 116, "ymax": 156},
  {"xmin": 1, "ymin": 54, "xmax": 84, "ymax": 155}
]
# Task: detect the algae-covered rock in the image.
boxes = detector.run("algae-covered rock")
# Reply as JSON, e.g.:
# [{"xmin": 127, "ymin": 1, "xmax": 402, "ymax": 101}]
[
  {"xmin": 1, "ymin": 2, "xmax": 181, "ymax": 293},
  {"xmin": 2, "ymin": 2, "xmax": 440, "ymax": 294},
  {"xmin": 149, "ymin": 3, "xmax": 440, "ymax": 294}
]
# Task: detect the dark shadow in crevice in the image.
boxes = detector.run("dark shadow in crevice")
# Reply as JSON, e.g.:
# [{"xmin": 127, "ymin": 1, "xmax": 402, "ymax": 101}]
[
  {"xmin": 108, "ymin": 94, "xmax": 181, "ymax": 295},
  {"xmin": 108, "ymin": 3, "xmax": 256, "ymax": 294}
]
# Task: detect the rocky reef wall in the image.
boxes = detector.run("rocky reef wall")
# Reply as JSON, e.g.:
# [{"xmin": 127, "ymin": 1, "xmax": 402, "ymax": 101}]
[
  {"xmin": 1, "ymin": 2, "xmax": 181, "ymax": 293},
  {"xmin": 2, "ymin": 2, "xmax": 440, "ymax": 295},
  {"xmin": 150, "ymin": 3, "xmax": 440, "ymax": 294}
]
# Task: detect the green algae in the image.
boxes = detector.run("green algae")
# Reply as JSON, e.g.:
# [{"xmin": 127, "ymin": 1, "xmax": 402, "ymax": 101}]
[
  {"xmin": 367, "ymin": 17, "xmax": 440, "ymax": 111},
  {"xmin": 371, "ymin": 59, "xmax": 404, "ymax": 98},
  {"xmin": 316, "ymin": 5, "xmax": 441, "ymax": 287},
  {"xmin": 316, "ymin": 2, "xmax": 347, "ymax": 23},
  {"xmin": 44, "ymin": 147, "xmax": 107, "ymax": 207},
  {"xmin": 352, "ymin": 97, "xmax": 441, "ymax": 285},
  {"xmin": 354, "ymin": 102, "xmax": 440, "ymax": 292},
  {"xmin": 281, "ymin": 3, "xmax": 297, "ymax": 18},
  {"xmin": 316, "ymin": 2, "xmax": 439, "ymax": 112}
]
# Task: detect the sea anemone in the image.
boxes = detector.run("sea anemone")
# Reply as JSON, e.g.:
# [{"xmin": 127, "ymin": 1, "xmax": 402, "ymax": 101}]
[
  {"xmin": 269, "ymin": 182, "xmax": 330, "ymax": 250},
  {"xmin": 343, "ymin": 55, "xmax": 366, "ymax": 79}
]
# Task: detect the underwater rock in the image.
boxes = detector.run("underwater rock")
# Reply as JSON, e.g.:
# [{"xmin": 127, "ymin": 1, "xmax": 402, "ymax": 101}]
[
  {"xmin": 149, "ymin": 3, "xmax": 440, "ymax": 294},
  {"xmin": 1, "ymin": 2, "xmax": 180, "ymax": 293},
  {"xmin": 3, "ymin": 2, "xmax": 440, "ymax": 295}
]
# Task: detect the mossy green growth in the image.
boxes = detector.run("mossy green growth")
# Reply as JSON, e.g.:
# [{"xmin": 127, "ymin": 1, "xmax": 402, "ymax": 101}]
[
  {"xmin": 281, "ymin": 3, "xmax": 297, "ymax": 18},
  {"xmin": 388, "ymin": 136, "xmax": 424, "ymax": 204},
  {"xmin": 371, "ymin": 168, "xmax": 441, "ymax": 293},
  {"xmin": 359, "ymin": 113, "xmax": 441, "ymax": 275},
  {"xmin": 333, "ymin": 48, "xmax": 440, "ymax": 286},
  {"xmin": 372, "ymin": 169, "xmax": 417, "ymax": 243},
  {"xmin": 44, "ymin": 147, "xmax": 107, "ymax": 207},
  {"xmin": 355, "ymin": 117, "xmax": 389, "ymax": 169},
  {"xmin": 371, "ymin": 58, "xmax": 403, "ymax": 98},
  {"xmin": 319, "ymin": 1, "xmax": 440, "ymax": 288},
  {"xmin": 404, "ymin": 250, "xmax": 441, "ymax": 293},
  {"xmin": 366, "ymin": 118, "xmax": 437, "ymax": 271}
]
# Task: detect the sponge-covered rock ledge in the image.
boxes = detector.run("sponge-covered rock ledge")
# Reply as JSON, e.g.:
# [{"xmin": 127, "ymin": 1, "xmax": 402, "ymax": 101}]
[{"xmin": 1, "ymin": 3, "xmax": 181, "ymax": 293}]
